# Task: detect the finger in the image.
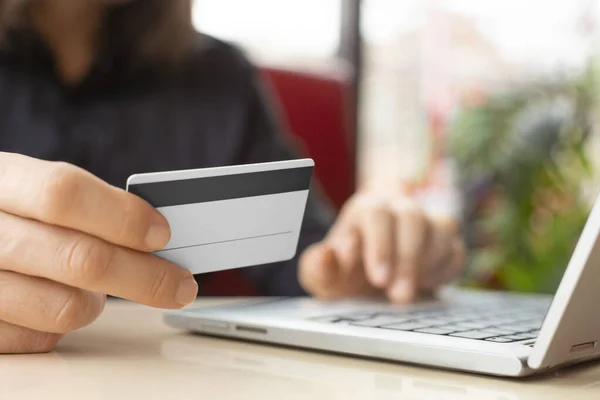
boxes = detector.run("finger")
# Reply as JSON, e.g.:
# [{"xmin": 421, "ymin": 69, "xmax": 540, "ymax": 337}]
[
  {"xmin": 387, "ymin": 200, "xmax": 429, "ymax": 303},
  {"xmin": 427, "ymin": 222, "xmax": 455, "ymax": 271},
  {"xmin": 357, "ymin": 202, "xmax": 395, "ymax": 288},
  {"xmin": 0, "ymin": 320, "xmax": 62, "ymax": 354},
  {"xmin": 426, "ymin": 237, "xmax": 466, "ymax": 290},
  {"xmin": 0, "ymin": 152, "xmax": 170, "ymax": 252},
  {"xmin": 299, "ymin": 241, "xmax": 377, "ymax": 299},
  {"xmin": 0, "ymin": 271, "xmax": 105, "ymax": 334},
  {"xmin": 328, "ymin": 229, "xmax": 361, "ymax": 275},
  {"xmin": 330, "ymin": 231, "xmax": 378, "ymax": 293},
  {"xmin": 298, "ymin": 242, "xmax": 342, "ymax": 298},
  {"xmin": 0, "ymin": 211, "xmax": 198, "ymax": 309},
  {"xmin": 420, "ymin": 225, "xmax": 454, "ymax": 290},
  {"xmin": 450, "ymin": 238, "xmax": 467, "ymax": 274}
]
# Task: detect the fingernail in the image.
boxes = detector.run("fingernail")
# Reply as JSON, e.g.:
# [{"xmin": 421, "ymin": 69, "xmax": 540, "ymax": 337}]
[
  {"xmin": 391, "ymin": 279, "xmax": 413, "ymax": 302},
  {"xmin": 176, "ymin": 278, "xmax": 198, "ymax": 306},
  {"xmin": 146, "ymin": 215, "xmax": 171, "ymax": 250},
  {"xmin": 372, "ymin": 263, "xmax": 389, "ymax": 286}
]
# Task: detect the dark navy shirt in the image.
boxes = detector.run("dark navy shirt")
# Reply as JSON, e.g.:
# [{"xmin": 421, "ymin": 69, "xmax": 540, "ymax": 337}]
[{"xmin": 0, "ymin": 31, "xmax": 334, "ymax": 296}]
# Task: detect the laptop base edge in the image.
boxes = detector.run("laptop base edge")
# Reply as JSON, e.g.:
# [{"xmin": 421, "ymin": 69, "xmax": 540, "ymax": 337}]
[{"xmin": 164, "ymin": 312, "xmax": 534, "ymax": 378}]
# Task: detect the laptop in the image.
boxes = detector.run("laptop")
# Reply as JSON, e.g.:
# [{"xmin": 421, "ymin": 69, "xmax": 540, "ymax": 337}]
[{"xmin": 163, "ymin": 190, "xmax": 600, "ymax": 377}]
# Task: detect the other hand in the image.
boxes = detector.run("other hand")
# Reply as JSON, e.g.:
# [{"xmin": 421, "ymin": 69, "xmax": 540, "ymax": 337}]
[{"xmin": 299, "ymin": 192, "xmax": 465, "ymax": 303}]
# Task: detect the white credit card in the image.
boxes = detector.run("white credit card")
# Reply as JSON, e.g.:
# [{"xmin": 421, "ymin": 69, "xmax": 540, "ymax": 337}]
[{"xmin": 126, "ymin": 159, "xmax": 314, "ymax": 275}]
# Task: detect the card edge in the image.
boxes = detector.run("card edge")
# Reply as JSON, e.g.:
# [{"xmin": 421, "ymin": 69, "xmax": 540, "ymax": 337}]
[{"xmin": 126, "ymin": 158, "xmax": 314, "ymax": 188}]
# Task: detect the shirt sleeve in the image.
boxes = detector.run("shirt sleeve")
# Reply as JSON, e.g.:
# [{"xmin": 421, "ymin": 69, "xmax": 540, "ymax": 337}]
[{"xmin": 231, "ymin": 56, "xmax": 336, "ymax": 296}]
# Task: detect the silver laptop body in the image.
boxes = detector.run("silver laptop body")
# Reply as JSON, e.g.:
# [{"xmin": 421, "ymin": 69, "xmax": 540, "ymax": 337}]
[{"xmin": 164, "ymin": 191, "xmax": 600, "ymax": 377}]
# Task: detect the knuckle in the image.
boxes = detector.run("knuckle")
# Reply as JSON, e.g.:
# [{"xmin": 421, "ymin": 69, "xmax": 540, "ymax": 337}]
[
  {"xmin": 39, "ymin": 163, "xmax": 81, "ymax": 221},
  {"xmin": 358, "ymin": 201, "xmax": 393, "ymax": 228},
  {"xmin": 397, "ymin": 200, "xmax": 426, "ymax": 220},
  {"xmin": 338, "ymin": 196, "xmax": 361, "ymax": 219},
  {"xmin": 0, "ymin": 212, "xmax": 23, "ymax": 256},
  {"xmin": 344, "ymin": 193, "xmax": 385, "ymax": 213},
  {"xmin": 411, "ymin": 207, "xmax": 427, "ymax": 222},
  {"xmin": 51, "ymin": 289, "xmax": 88, "ymax": 333},
  {"xmin": 362, "ymin": 196, "xmax": 389, "ymax": 213},
  {"xmin": 146, "ymin": 264, "xmax": 171, "ymax": 302},
  {"xmin": 61, "ymin": 237, "xmax": 115, "ymax": 284},
  {"xmin": 370, "ymin": 204, "xmax": 391, "ymax": 219}
]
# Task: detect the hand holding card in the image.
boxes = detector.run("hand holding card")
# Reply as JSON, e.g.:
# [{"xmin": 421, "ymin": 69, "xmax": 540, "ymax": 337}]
[{"xmin": 126, "ymin": 159, "xmax": 314, "ymax": 275}]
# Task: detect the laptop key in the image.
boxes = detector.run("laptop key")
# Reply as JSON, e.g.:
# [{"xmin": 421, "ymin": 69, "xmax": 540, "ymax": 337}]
[
  {"xmin": 415, "ymin": 318, "xmax": 449, "ymax": 327},
  {"xmin": 408, "ymin": 311, "xmax": 442, "ymax": 319},
  {"xmin": 444, "ymin": 316, "xmax": 471, "ymax": 323},
  {"xmin": 380, "ymin": 322, "xmax": 433, "ymax": 331},
  {"xmin": 485, "ymin": 327, "xmax": 520, "ymax": 335},
  {"xmin": 519, "ymin": 321, "xmax": 543, "ymax": 330},
  {"xmin": 340, "ymin": 313, "xmax": 377, "ymax": 321},
  {"xmin": 373, "ymin": 312, "xmax": 405, "ymax": 318},
  {"xmin": 445, "ymin": 311, "xmax": 475, "ymax": 318},
  {"xmin": 436, "ymin": 324, "xmax": 472, "ymax": 333},
  {"xmin": 485, "ymin": 337, "xmax": 516, "ymax": 343},
  {"xmin": 504, "ymin": 333, "xmax": 538, "ymax": 341},
  {"xmin": 492, "ymin": 317, "xmax": 522, "ymax": 325},
  {"xmin": 499, "ymin": 324, "xmax": 532, "ymax": 331},
  {"xmin": 449, "ymin": 330, "xmax": 499, "ymax": 340},
  {"xmin": 413, "ymin": 327, "xmax": 458, "ymax": 335},
  {"xmin": 350, "ymin": 317, "xmax": 414, "ymax": 328},
  {"xmin": 454, "ymin": 321, "xmax": 493, "ymax": 330}
]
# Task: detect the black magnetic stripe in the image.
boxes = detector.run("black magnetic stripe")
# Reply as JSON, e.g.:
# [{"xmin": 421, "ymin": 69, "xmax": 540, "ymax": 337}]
[{"xmin": 128, "ymin": 166, "xmax": 313, "ymax": 208}]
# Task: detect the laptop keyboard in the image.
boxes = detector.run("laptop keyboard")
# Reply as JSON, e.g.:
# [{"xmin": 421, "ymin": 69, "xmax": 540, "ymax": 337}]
[{"xmin": 310, "ymin": 305, "xmax": 546, "ymax": 343}]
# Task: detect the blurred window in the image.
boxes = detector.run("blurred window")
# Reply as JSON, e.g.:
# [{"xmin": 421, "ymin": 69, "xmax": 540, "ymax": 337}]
[
  {"xmin": 192, "ymin": 0, "xmax": 342, "ymax": 67},
  {"xmin": 360, "ymin": 0, "xmax": 600, "ymax": 188}
]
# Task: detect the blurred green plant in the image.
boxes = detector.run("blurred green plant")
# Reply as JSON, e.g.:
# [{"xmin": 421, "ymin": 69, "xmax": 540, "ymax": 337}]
[{"xmin": 447, "ymin": 59, "xmax": 600, "ymax": 293}]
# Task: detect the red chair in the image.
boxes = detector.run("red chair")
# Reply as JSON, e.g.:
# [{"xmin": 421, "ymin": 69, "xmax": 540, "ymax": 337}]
[
  {"xmin": 260, "ymin": 65, "xmax": 356, "ymax": 210},
  {"xmin": 202, "ymin": 64, "xmax": 356, "ymax": 296}
]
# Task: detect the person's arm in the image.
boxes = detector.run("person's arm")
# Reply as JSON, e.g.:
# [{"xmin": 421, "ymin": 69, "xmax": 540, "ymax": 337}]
[{"xmin": 231, "ymin": 57, "xmax": 335, "ymax": 296}]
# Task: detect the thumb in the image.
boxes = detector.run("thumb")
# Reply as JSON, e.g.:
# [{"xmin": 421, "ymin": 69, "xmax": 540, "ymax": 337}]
[{"xmin": 298, "ymin": 241, "xmax": 342, "ymax": 298}]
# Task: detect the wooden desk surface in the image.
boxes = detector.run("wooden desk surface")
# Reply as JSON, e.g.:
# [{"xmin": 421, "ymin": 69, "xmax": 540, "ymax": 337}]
[{"xmin": 3, "ymin": 299, "xmax": 600, "ymax": 400}]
